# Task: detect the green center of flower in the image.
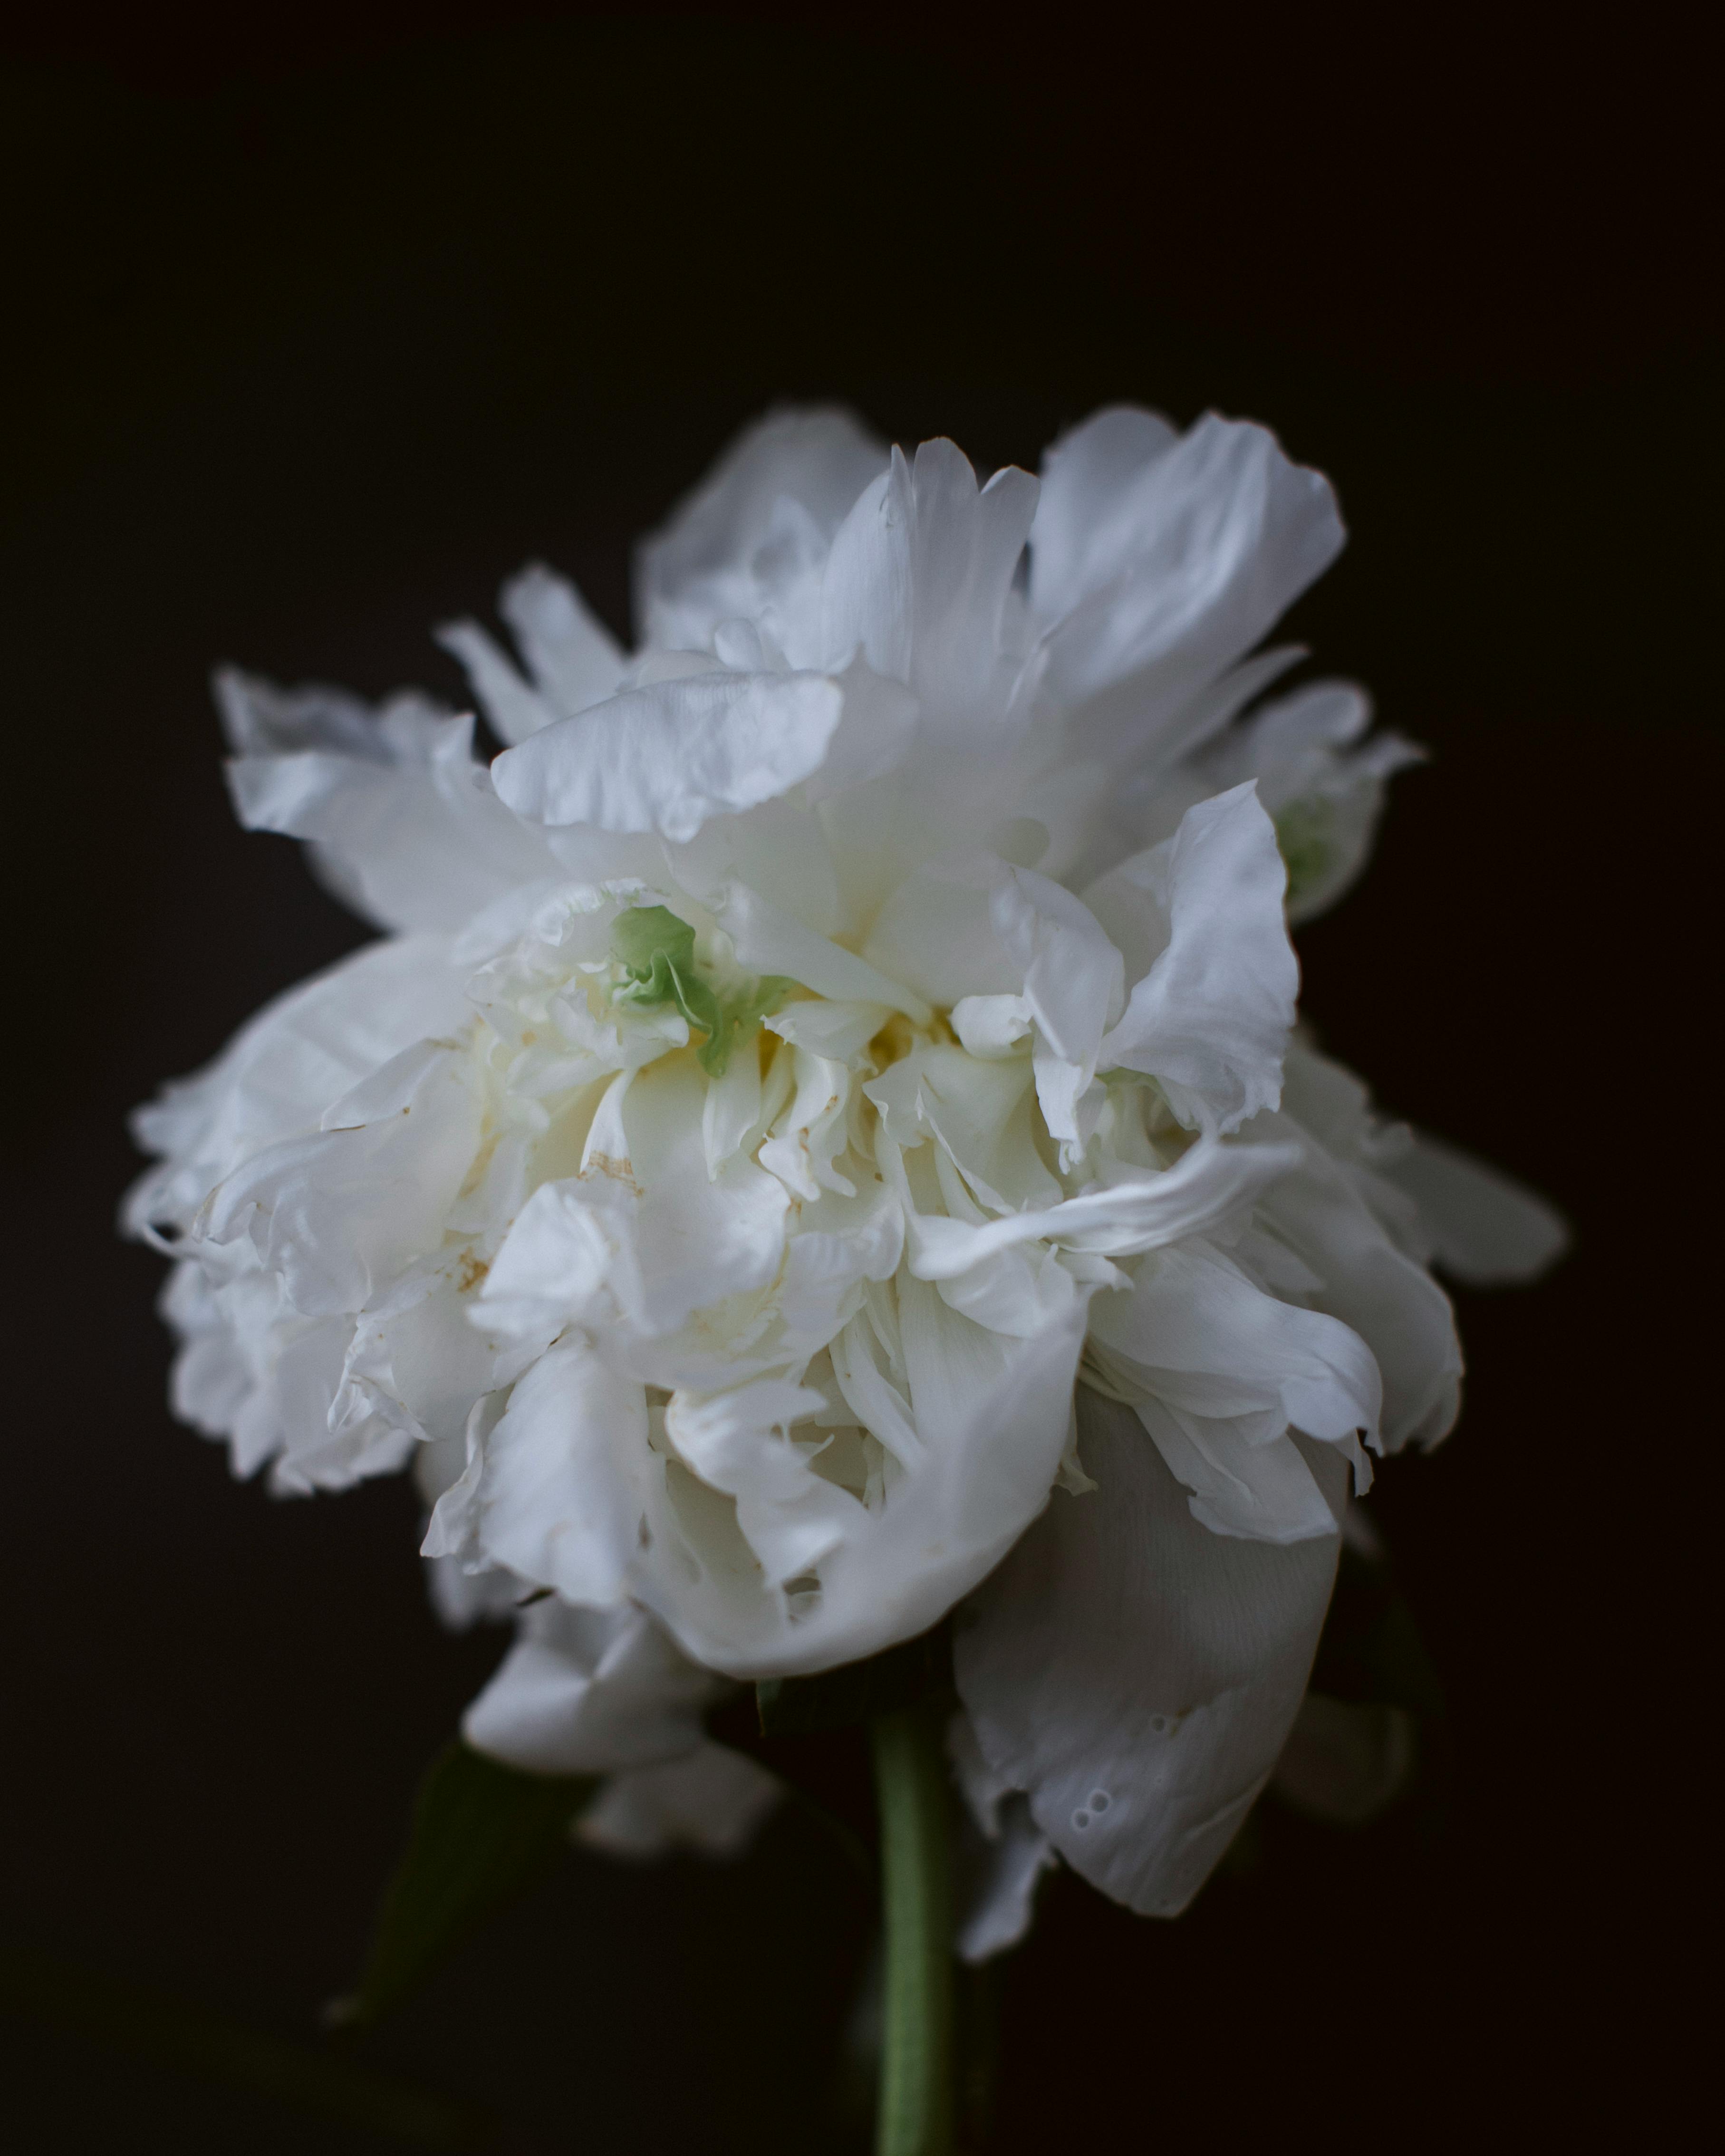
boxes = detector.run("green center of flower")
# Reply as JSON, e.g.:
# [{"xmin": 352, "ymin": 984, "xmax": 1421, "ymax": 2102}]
[{"xmin": 610, "ymin": 905, "xmax": 794, "ymax": 1078}]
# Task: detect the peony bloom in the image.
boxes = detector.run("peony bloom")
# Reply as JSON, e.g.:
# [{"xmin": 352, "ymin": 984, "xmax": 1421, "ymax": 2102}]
[{"xmin": 127, "ymin": 405, "xmax": 1563, "ymax": 1940}]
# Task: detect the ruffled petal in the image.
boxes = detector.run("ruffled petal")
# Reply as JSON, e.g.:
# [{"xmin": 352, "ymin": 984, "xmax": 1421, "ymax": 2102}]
[
  {"xmin": 1185, "ymin": 680, "xmax": 1425, "ymax": 923},
  {"xmin": 196, "ymin": 1040, "xmax": 482, "ymax": 1319},
  {"xmin": 1093, "ymin": 783, "xmax": 1297, "ymax": 1133},
  {"xmin": 635, "ymin": 1272, "xmax": 1088, "ymax": 1678},
  {"xmin": 441, "ymin": 1336, "xmax": 651, "ymax": 1607},
  {"xmin": 125, "ymin": 934, "xmax": 472, "ymax": 1242},
  {"xmin": 1256, "ymin": 1123, "xmax": 1464, "ymax": 1452},
  {"xmin": 1086, "ymin": 1239, "xmax": 1381, "ymax": 1445},
  {"xmin": 954, "ymin": 1390, "xmax": 1344, "ymax": 1916},
  {"xmin": 895, "ymin": 1132, "xmax": 1300, "ymax": 1276}
]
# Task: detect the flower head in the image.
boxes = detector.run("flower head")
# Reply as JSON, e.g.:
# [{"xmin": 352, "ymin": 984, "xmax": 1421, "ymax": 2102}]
[{"xmin": 128, "ymin": 405, "xmax": 1563, "ymax": 1930}]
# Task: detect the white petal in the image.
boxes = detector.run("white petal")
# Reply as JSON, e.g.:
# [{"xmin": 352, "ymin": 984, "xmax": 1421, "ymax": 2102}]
[
  {"xmin": 702, "ymin": 1040, "xmax": 764, "ymax": 1175},
  {"xmin": 949, "ymin": 994, "xmax": 1034, "ymax": 1060},
  {"xmin": 469, "ymin": 1176, "xmax": 617, "ymax": 1349},
  {"xmin": 868, "ymin": 1042, "xmax": 1061, "ymax": 1214},
  {"xmin": 219, "ymin": 674, "xmax": 559, "ymax": 934},
  {"xmin": 1381, "ymin": 1133, "xmax": 1568, "ymax": 1287},
  {"xmin": 764, "ymin": 998, "xmax": 893, "ymax": 1062},
  {"xmin": 898, "ymin": 1132, "xmax": 1300, "ymax": 1276},
  {"xmin": 954, "ymin": 1391, "xmax": 1345, "ymax": 1916},
  {"xmin": 641, "ymin": 1273, "xmax": 1088, "ymax": 1678},
  {"xmin": 861, "ymin": 866, "xmax": 1019, "ymax": 1011},
  {"xmin": 989, "ymin": 867, "xmax": 1124, "ymax": 1145},
  {"xmin": 198, "ymin": 1041, "xmax": 482, "ymax": 1318},
  {"xmin": 906, "ymin": 443, "xmax": 1040, "ymax": 734},
  {"xmin": 637, "ymin": 406, "xmax": 887, "ymax": 654},
  {"xmin": 463, "ymin": 1599, "xmax": 722, "ymax": 1776},
  {"xmin": 1086, "ymin": 1238, "xmax": 1381, "ymax": 1448},
  {"xmin": 1042, "ymin": 413, "xmax": 1345, "ymax": 767},
  {"xmin": 434, "ymin": 619, "xmax": 564, "ymax": 747},
  {"xmin": 1192, "ymin": 679, "xmax": 1424, "ymax": 923},
  {"xmin": 577, "ymin": 1742, "xmax": 781, "ymax": 1858},
  {"xmin": 462, "ymin": 1336, "xmax": 650, "ymax": 1607},
  {"xmin": 800, "ymin": 657, "xmax": 920, "ymax": 797},
  {"xmin": 1094, "ymin": 784, "xmax": 1297, "ymax": 1133},
  {"xmin": 818, "ymin": 459, "xmax": 913, "ymax": 680},
  {"xmin": 1029, "ymin": 405, "xmax": 1181, "ymax": 620},
  {"xmin": 719, "ymin": 880, "xmax": 931, "ymax": 1022},
  {"xmin": 668, "ymin": 794, "xmax": 845, "ymax": 936},
  {"xmin": 665, "ymin": 1377, "xmax": 858, "ymax": 1586},
  {"xmin": 498, "ymin": 562, "xmax": 627, "ymax": 722},
  {"xmin": 125, "ymin": 934, "xmax": 471, "ymax": 1244},
  {"xmin": 491, "ymin": 670, "xmax": 845, "ymax": 845},
  {"xmin": 1135, "ymin": 1401, "xmax": 1342, "ymax": 1544},
  {"xmin": 954, "ymin": 1793, "xmax": 1057, "ymax": 1963},
  {"xmin": 1256, "ymin": 1128, "xmax": 1463, "ymax": 1451}
]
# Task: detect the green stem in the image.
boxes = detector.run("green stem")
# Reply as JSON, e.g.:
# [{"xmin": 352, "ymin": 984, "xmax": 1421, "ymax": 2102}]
[{"xmin": 870, "ymin": 1704, "xmax": 955, "ymax": 2156}]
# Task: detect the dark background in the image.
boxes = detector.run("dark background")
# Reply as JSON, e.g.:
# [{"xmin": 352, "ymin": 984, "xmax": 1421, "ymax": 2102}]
[{"xmin": 2, "ymin": 6, "xmax": 1713, "ymax": 2148}]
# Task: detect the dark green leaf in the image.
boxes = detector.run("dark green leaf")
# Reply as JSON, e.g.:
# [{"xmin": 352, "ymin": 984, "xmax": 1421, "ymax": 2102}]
[
  {"xmin": 330, "ymin": 1741, "xmax": 594, "ymax": 2031},
  {"xmin": 757, "ymin": 1624, "xmax": 953, "ymax": 1737}
]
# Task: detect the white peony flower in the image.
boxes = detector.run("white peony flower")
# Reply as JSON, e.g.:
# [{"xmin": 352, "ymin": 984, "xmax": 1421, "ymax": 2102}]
[{"xmin": 127, "ymin": 404, "xmax": 1564, "ymax": 1941}]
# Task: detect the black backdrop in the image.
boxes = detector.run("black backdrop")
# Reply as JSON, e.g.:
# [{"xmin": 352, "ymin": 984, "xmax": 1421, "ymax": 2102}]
[{"xmin": 2, "ymin": 8, "xmax": 1713, "ymax": 2149}]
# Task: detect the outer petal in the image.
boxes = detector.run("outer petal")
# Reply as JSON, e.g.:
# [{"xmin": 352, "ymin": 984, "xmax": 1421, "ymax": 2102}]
[
  {"xmin": 1381, "ymin": 1133, "xmax": 1569, "ymax": 1287},
  {"xmin": 905, "ymin": 441, "xmax": 1040, "ymax": 737},
  {"xmin": 491, "ymin": 671, "xmax": 845, "ymax": 845},
  {"xmin": 1041, "ymin": 413, "xmax": 1345, "ymax": 770},
  {"xmin": 954, "ymin": 1390, "xmax": 1345, "ymax": 1917},
  {"xmin": 818, "ymin": 458, "xmax": 913, "ymax": 681},
  {"xmin": 462, "ymin": 1599, "xmax": 722, "ymax": 1776},
  {"xmin": 218, "ymin": 672, "xmax": 559, "ymax": 934},
  {"xmin": 1133, "ymin": 1401, "xmax": 1342, "ymax": 1545},
  {"xmin": 125, "ymin": 934, "xmax": 472, "ymax": 1242},
  {"xmin": 1187, "ymin": 680, "xmax": 1425, "ymax": 924},
  {"xmin": 1257, "ymin": 1125, "xmax": 1464, "ymax": 1451},
  {"xmin": 439, "ymin": 566, "xmax": 633, "ymax": 745},
  {"xmin": 577, "ymin": 1743, "xmax": 782, "ymax": 1858},
  {"xmin": 636, "ymin": 406, "xmax": 887, "ymax": 653},
  {"xmin": 498, "ymin": 563, "xmax": 627, "ymax": 723},
  {"xmin": 1029, "ymin": 405, "xmax": 1180, "ymax": 622},
  {"xmin": 1086, "ymin": 1239, "xmax": 1382, "ymax": 1447},
  {"xmin": 196, "ymin": 1040, "xmax": 482, "ymax": 1319},
  {"xmin": 1092, "ymin": 783, "xmax": 1297, "ymax": 1132}
]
